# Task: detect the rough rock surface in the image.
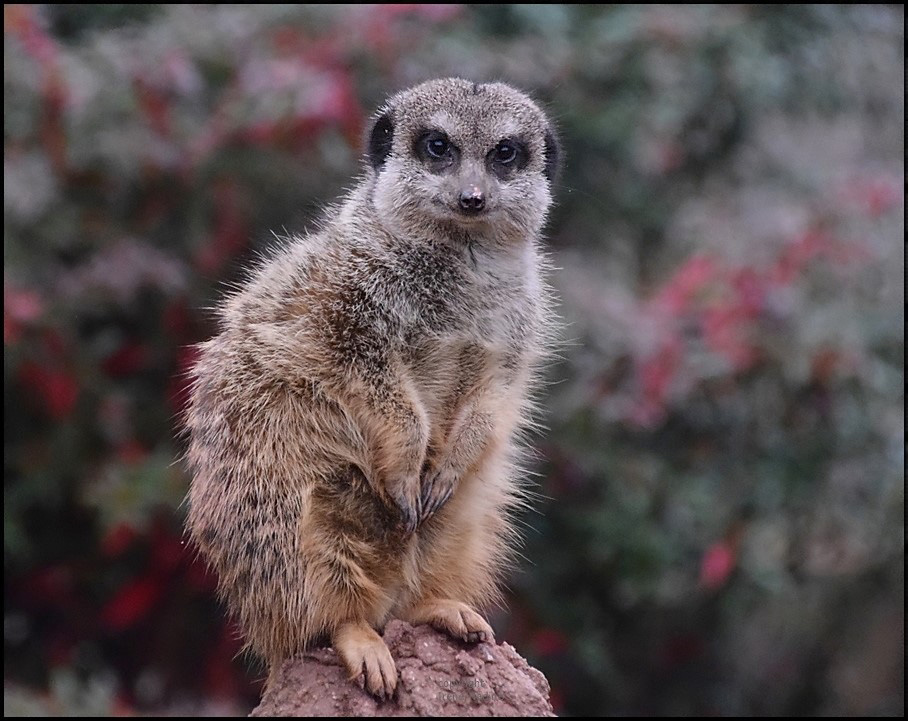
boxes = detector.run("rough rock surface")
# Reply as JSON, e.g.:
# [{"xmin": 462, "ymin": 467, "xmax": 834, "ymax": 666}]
[{"xmin": 250, "ymin": 620, "xmax": 555, "ymax": 717}]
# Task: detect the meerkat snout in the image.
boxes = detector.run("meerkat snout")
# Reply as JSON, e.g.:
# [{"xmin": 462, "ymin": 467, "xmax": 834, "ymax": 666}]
[
  {"xmin": 458, "ymin": 184, "xmax": 486, "ymax": 214},
  {"xmin": 452, "ymin": 161, "xmax": 490, "ymax": 216}
]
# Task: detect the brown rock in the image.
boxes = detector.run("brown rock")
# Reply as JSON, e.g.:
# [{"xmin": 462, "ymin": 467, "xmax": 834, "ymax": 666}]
[{"xmin": 250, "ymin": 620, "xmax": 555, "ymax": 717}]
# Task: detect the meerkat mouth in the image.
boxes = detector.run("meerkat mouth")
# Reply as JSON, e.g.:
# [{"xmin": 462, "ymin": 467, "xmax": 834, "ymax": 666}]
[{"xmin": 431, "ymin": 199, "xmax": 495, "ymax": 226}]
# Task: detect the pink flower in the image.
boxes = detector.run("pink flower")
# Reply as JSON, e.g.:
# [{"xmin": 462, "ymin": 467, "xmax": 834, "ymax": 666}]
[
  {"xmin": 699, "ymin": 541, "xmax": 736, "ymax": 590},
  {"xmin": 3, "ymin": 285, "xmax": 44, "ymax": 344},
  {"xmin": 650, "ymin": 255, "xmax": 719, "ymax": 316},
  {"xmin": 630, "ymin": 334, "xmax": 683, "ymax": 428},
  {"xmin": 4, "ymin": 285, "xmax": 44, "ymax": 323},
  {"xmin": 769, "ymin": 229, "xmax": 830, "ymax": 285},
  {"xmin": 730, "ymin": 267, "xmax": 766, "ymax": 319},
  {"xmin": 702, "ymin": 305, "xmax": 759, "ymax": 371},
  {"xmin": 837, "ymin": 176, "xmax": 902, "ymax": 217}
]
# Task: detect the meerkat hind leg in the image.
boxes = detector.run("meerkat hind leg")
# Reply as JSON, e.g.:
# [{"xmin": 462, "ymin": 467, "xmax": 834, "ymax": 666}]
[
  {"xmin": 404, "ymin": 598, "xmax": 495, "ymax": 644},
  {"xmin": 332, "ymin": 620, "xmax": 397, "ymax": 699}
]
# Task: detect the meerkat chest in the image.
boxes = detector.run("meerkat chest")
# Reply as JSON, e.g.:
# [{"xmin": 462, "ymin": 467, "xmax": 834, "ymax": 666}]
[
  {"xmin": 389, "ymin": 242, "xmax": 538, "ymax": 417},
  {"xmin": 403, "ymin": 264, "xmax": 534, "ymax": 368},
  {"xmin": 404, "ymin": 296, "xmax": 534, "ymax": 426}
]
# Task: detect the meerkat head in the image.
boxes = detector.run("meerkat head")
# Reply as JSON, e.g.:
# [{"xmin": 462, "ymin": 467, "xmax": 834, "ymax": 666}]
[{"xmin": 365, "ymin": 78, "xmax": 559, "ymax": 246}]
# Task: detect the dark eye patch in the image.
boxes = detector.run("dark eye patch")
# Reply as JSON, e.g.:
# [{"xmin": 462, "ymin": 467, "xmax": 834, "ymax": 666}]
[{"xmin": 367, "ymin": 112, "xmax": 394, "ymax": 170}]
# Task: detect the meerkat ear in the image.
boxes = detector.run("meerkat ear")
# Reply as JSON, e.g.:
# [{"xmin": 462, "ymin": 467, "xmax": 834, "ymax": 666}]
[
  {"xmin": 367, "ymin": 112, "xmax": 394, "ymax": 170},
  {"xmin": 543, "ymin": 129, "xmax": 561, "ymax": 182}
]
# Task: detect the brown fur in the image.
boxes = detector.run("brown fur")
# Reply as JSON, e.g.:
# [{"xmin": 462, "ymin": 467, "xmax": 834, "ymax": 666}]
[{"xmin": 183, "ymin": 78, "xmax": 559, "ymax": 697}]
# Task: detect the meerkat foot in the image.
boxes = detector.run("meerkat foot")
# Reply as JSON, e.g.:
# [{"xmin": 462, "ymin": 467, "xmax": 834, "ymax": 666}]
[
  {"xmin": 418, "ymin": 466, "xmax": 457, "ymax": 525},
  {"xmin": 405, "ymin": 599, "xmax": 495, "ymax": 644},
  {"xmin": 332, "ymin": 620, "xmax": 398, "ymax": 699}
]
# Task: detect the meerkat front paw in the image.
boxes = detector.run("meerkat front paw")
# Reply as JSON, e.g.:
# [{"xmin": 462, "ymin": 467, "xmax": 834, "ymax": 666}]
[
  {"xmin": 332, "ymin": 620, "xmax": 398, "ymax": 700},
  {"xmin": 404, "ymin": 598, "xmax": 495, "ymax": 645},
  {"xmin": 419, "ymin": 465, "xmax": 457, "ymax": 525}
]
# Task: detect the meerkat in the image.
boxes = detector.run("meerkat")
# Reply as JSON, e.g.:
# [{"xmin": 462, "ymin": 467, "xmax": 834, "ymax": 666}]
[{"xmin": 184, "ymin": 77, "xmax": 560, "ymax": 699}]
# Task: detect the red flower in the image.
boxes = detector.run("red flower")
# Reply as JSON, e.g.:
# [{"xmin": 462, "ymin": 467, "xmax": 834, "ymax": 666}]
[
  {"xmin": 18, "ymin": 361, "xmax": 80, "ymax": 419},
  {"xmin": 19, "ymin": 565, "xmax": 75, "ymax": 608},
  {"xmin": 149, "ymin": 524, "xmax": 187, "ymax": 575},
  {"xmin": 45, "ymin": 371, "xmax": 79, "ymax": 417},
  {"xmin": 133, "ymin": 76, "xmax": 172, "ymax": 138},
  {"xmin": 549, "ymin": 686, "xmax": 565, "ymax": 714},
  {"xmin": 162, "ymin": 299, "xmax": 193, "ymax": 340},
  {"xmin": 184, "ymin": 551, "xmax": 218, "ymax": 593},
  {"xmin": 102, "ymin": 342, "xmax": 149, "ymax": 377},
  {"xmin": 533, "ymin": 628, "xmax": 570, "ymax": 656},
  {"xmin": 117, "ymin": 440, "xmax": 149, "ymax": 465},
  {"xmin": 101, "ymin": 523, "xmax": 139, "ymax": 558},
  {"xmin": 204, "ymin": 624, "xmax": 248, "ymax": 697},
  {"xmin": 101, "ymin": 574, "xmax": 164, "ymax": 631}
]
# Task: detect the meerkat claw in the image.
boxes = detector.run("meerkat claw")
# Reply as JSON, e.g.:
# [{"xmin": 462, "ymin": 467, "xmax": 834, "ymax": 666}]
[
  {"xmin": 389, "ymin": 484, "xmax": 421, "ymax": 535},
  {"xmin": 419, "ymin": 468, "xmax": 457, "ymax": 525}
]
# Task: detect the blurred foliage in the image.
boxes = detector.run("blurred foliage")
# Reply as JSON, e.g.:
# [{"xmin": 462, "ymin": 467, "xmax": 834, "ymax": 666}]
[{"xmin": 4, "ymin": 4, "xmax": 904, "ymax": 716}]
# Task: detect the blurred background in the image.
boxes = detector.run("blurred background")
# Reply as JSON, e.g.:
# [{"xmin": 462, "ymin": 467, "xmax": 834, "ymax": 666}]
[{"xmin": 4, "ymin": 4, "xmax": 904, "ymax": 716}]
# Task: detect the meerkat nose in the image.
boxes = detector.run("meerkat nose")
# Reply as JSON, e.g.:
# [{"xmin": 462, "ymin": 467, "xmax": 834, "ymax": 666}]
[{"xmin": 459, "ymin": 186, "xmax": 486, "ymax": 213}]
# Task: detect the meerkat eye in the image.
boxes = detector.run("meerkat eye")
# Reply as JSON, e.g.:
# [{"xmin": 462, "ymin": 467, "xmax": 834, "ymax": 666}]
[
  {"xmin": 493, "ymin": 140, "xmax": 519, "ymax": 165},
  {"xmin": 424, "ymin": 132, "xmax": 451, "ymax": 159},
  {"xmin": 487, "ymin": 138, "xmax": 528, "ymax": 179},
  {"xmin": 415, "ymin": 130, "xmax": 457, "ymax": 169}
]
